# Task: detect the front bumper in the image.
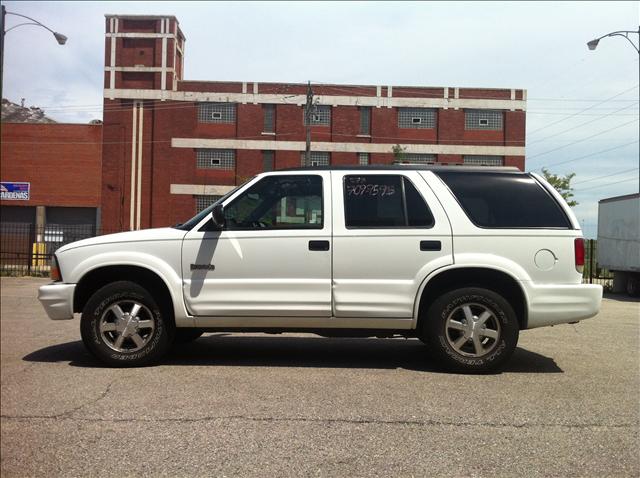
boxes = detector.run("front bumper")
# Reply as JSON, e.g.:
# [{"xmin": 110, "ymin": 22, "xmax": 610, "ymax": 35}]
[
  {"xmin": 525, "ymin": 282, "xmax": 603, "ymax": 329},
  {"xmin": 38, "ymin": 283, "xmax": 76, "ymax": 320}
]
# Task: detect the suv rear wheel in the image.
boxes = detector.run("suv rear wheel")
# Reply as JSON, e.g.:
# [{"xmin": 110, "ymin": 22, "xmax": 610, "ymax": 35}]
[
  {"xmin": 422, "ymin": 287, "xmax": 519, "ymax": 373},
  {"xmin": 80, "ymin": 281, "xmax": 174, "ymax": 367}
]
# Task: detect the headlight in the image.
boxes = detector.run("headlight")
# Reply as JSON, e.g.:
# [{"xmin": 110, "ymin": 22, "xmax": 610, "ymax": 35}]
[{"xmin": 50, "ymin": 255, "xmax": 62, "ymax": 282}]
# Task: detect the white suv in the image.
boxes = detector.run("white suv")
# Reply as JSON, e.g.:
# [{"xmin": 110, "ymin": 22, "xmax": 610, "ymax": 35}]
[{"xmin": 38, "ymin": 166, "xmax": 602, "ymax": 372}]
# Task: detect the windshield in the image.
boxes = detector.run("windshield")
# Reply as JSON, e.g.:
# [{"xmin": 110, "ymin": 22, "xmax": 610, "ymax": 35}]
[{"xmin": 173, "ymin": 181, "xmax": 249, "ymax": 231}]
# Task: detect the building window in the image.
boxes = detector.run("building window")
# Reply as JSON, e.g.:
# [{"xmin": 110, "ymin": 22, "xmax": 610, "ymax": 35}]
[
  {"xmin": 359, "ymin": 107, "xmax": 371, "ymax": 135},
  {"xmin": 358, "ymin": 153, "xmax": 370, "ymax": 165},
  {"xmin": 195, "ymin": 195, "xmax": 222, "ymax": 213},
  {"xmin": 198, "ymin": 103, "xmax": 236, "ymax": 123},
  {"xmin": 263, "ymin": 104, "xmax": 275, "ymax": 133},
  {"xmin": 196, "ymin": 149, "xmax": 236, "ymax": 170},
  {"xmin": 263, "ymin": 151, "xmax": 274, "ymax": 171},
  {"xmin": 463, "ymin": 155, "xmax": 504, "ymax": 166},
  {"xmin": 301, "ymin": 151, "xmax": 330, "ymax": 167},
  {"xmin": 398, "ymin": 108, "xmax": 436, "ymax": 129},
  {"xmin": 398, "ymin": 153, "xmax": 436, "ymax": 164},
  {"xmin": 303, "ymin": 105, "xmax": 331, "ymax": 126},
  {"xmin": 465, "ymin": 110, "xmax": 503, "ymax": 130}
]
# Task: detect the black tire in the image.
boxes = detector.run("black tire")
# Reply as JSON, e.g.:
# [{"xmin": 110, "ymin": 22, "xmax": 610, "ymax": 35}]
[
  {"xmin": 421, "ymin": 287, "xmax": 519, "ymax": 373},
  {"xmin": 174, "ymin": 329, "xmax": 204, "ymax": 344},
  {"xmin": 80, "ymin": 281, "xmax": 174, "ymax": 367}
]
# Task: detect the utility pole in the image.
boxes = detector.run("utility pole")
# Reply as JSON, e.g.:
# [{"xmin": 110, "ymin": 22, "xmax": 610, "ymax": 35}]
[
  {"xmin": 1, "ymin": 5, "xmax": 6, "ymax": 102},
  {"xmin": 305, "ymin": 81, "xmax": 313, "ymax": 164}
]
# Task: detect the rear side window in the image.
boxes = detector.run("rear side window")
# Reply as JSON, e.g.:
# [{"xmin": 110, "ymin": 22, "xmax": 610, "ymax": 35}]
[
  {"xmin": 436, "ymin": 172, "xmax": 571, "ymax": 228},
  {"xmin": 344, "ymin": 175, "xmax": 434, "ymax": 228}
]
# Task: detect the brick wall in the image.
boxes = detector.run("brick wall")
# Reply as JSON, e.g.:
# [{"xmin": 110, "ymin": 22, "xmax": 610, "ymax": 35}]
[{"xmin": 1, "ymin": 123, "xmax": 102, "ymax": 208}]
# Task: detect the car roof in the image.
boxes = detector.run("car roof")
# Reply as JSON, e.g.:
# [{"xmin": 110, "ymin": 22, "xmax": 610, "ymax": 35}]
[{"xmin": 279, "ymin": 164, "xmax": 523, "ymax": 174}]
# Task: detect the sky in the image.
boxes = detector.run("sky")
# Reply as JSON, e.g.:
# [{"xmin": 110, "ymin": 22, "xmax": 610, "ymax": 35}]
[{"xmin": 2, "ymin": 1, "xmax": 639, "ymax": 237}]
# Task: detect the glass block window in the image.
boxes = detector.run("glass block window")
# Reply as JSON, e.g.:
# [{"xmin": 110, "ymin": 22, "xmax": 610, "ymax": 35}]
[
  {"xmin": 359, "ymin": 107, "xmax": 371, "ymax": 135},
  {"xmin": 263, "ymin": 151, "xmax": 274, "ymax": 171},
  {"xmin": 195, "ymin": 195, "xmax": 222, "ymax": 213},
  {"xmin": 304, "ymin": 105, "xmax": 331, "ymax": 126},
  {"xmin": 263, "ymin": 104, "xmax": 275, "ymax": 133},
  {"xmin": 196, "ymin": 149, "xmax": 235, "ymax": 170},
  {"xmin": 402, "ymin": 153, "xmax": 436, "ymax": 164},
  {"xmin": 398, "ymin": 108, "xmax": 436, "ymax": 129},
  {"xmin": 301, "ymin": 151, "xmax": 330, "ymax": 167},
  {"xmin": 198, "ymin": 103, "xmax": 236, "ymax": 123},
  {"xmin": 358, "ymin": 153, "xmax": 370, "ymax": 165},
  {"xmin": 463, "ymin": 155, "xmax": 504, "ymax": 166},
  {"xmin": 465, "ymin": 110, "xmax": 503, "ymax": 130}
]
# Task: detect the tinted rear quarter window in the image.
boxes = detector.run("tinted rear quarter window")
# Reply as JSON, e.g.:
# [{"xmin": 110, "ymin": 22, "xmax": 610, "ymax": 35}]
[
  {"xmin": 436, "ymin": 172, "xmax": 571, "ymax": 228},
  {"xmin": 344, "ymin": 175, "xmax": 434, "ymax": 228}
]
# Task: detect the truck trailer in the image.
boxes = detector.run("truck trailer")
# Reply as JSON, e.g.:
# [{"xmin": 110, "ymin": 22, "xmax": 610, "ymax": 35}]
[{"xmin": 597, "ymin": 193, "xmax": 640, "ymax": 296}]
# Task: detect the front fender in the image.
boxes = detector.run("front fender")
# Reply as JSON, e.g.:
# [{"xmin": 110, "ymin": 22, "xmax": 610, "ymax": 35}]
[{"xmin": 62, "ymin": 250, "xmax": 191, "ymax": 326}]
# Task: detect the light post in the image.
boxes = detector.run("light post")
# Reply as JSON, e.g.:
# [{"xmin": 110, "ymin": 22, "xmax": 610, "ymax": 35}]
[
  {"xmin": 587, "ymin": 26, "xmax": 639, "ymax": 54},
  {"xmin": 587, "ymin": 26, "xmax": 640, "ymax": 192},
  {"xmin": 1, "ymin": 5, "xmax": 68, "ymax": 102}
]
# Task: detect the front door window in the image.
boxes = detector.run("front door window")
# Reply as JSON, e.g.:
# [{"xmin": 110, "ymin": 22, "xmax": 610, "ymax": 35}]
[{"xmin": 224, "ymin": 175, "xmax": 323, "ymax": 230}]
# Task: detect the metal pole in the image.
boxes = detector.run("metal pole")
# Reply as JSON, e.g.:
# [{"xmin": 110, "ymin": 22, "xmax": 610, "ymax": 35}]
[
  {"xmin": 305, "ymin": 81, "xmax": 313, "ymax": 164},
  {"xmin": 1, "ymin": 5, "xmax": 6, "ymax": 103},
  {"xmin": 589, "ymin": 239, "xmax": 595, "ymax": 284}
]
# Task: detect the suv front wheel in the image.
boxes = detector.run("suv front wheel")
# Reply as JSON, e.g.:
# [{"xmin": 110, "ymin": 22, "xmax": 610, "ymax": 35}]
[
  {"xmin": 422, "ymin": 287, "xmax": 519, "ymax": 373},
  {"xmin": 80, "ymin": 281, "xmax": 174, "ymax": 367}
]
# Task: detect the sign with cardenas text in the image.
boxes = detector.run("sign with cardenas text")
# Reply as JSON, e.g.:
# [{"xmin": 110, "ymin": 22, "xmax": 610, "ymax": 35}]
[{"xmin": 0, "ymin": 182, "xmax": 30, "ymax": 200}]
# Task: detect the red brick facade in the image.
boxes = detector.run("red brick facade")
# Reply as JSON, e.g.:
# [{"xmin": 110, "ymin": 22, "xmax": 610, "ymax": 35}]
[
  {"xmin": 98, "ymin": 14, "xmax": 527, "ymax": 231},
  {"xmin": 1, "ymin": 123, "xmax": 102, "ymax": 208}
]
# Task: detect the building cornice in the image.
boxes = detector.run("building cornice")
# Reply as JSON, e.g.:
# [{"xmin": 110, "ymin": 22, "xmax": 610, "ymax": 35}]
[
  {"xmin": 171, "ymin": 138, "xmax": 525, "ymax": 156},
  {"xmin": 105, "ymin": 88, "xmax": 526, "ymax": 110}
]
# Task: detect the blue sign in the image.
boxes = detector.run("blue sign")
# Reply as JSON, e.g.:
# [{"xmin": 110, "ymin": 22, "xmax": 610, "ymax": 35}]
[{"xmin": 0, "ymin": 182, "xmax": 30, "ymax": 201}]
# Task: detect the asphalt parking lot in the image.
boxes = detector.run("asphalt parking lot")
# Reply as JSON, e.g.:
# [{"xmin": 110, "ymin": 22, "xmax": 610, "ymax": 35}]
[{"xmin": 1, "ymin": 277, "xmax": 638, "ymax": 477}]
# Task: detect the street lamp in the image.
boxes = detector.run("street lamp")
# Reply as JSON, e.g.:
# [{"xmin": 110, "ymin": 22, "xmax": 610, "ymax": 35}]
[
  {"xmin": 0, "ymin": 5, "xmax": 68, "ymax": 102},
  {"xmin": 587, "ymin": 26, "xmax": 639, "ymax": 54},
  {"xmin": 588, "ymin": 26, "xmax": 640, "ymax": 194}
]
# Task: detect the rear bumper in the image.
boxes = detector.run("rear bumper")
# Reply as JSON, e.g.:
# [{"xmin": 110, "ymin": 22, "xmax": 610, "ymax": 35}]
[
  {"xmin": 38, "ymin": 283, "xmax": 76, "ymax": 320},
  {"xmin": 525, "ymin": 282, "xmax": 602, "ymax": 329}
]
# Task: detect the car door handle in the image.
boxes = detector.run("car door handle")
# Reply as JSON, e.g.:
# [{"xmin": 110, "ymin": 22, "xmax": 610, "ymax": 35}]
[
  {"xmin": 309, "ymin": 240, "xmax": 330, "ymax": 251},
  {"xmin": 420, "ymin": 240, "xmax": 441, "ymax": 251}
]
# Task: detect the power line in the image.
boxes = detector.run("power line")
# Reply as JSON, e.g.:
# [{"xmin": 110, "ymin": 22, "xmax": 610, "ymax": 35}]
[
  {"xmin": 537, "ymin": 140, "xmax": 639, "ymax": 170},
  {"xmin": 527, "ymin": 101, "xmax": 639, "ymax": 145},
  {"xmin": 4, "ymin": 128, "xmax": 635, "ymax": 146},
  {"xmin": 572, "ymin": 168, "xmax": 639, "ymax": 185},
  {"xmin": 527, "ymin": 111, "xmax": 638, "ymax": 116},
  {"xmin": 24, "ymin": 86, "xmax": 640, "ymax": 113},
  {"xmin": 575, "ymin": 176, "xmax": 638, "ymax": 192},
  {"xmin": 527, "ymin": 84, "xmax": 639, "ymax": 136},
  {"xmin": 528, "ymin": 98, "xmax": 638, "ymax": 103},
  {"xmin": 528, "ymin": 118, "xmax": 639, "ymax": 160}
]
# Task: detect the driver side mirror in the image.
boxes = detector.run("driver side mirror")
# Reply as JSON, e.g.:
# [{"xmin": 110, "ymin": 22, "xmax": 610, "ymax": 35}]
[{"xmin": 211, "ymin": 204, "xmax": 225, "ymax": 229}]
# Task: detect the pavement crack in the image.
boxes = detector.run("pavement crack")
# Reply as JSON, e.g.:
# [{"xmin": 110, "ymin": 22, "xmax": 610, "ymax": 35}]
[
  {"xmin": 3, "ymin": 380, "xmax": 118, "ymax": 421},
  {"xmin": 0, "ymin": 413, "xmax": 635, "ymax": 430},
  {"xmin": 56, "ymin": 380, "xmax": 117, "ymax": 419}
]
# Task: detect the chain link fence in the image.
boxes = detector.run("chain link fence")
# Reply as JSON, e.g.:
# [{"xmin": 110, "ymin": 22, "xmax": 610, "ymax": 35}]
[
  {"xmin": 0, "ymin": 223, "xmax": 119, "ymax": 277},
  {"xmin": 582, "ymin": 238, "xmax": 614, "ymax": 290}
]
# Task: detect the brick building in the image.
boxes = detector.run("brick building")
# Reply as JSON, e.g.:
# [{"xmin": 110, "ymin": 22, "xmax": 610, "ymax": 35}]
[
  {"xmin": 101, "ymin": 14, "xmax": 526, "ymax": 231},
  {"xmin": 1, "ymin": 123, "xmax": 103, "ymax": 230}
]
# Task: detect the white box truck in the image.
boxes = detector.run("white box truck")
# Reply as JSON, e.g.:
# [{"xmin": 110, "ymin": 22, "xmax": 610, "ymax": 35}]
[{"xmin": 597, "ymin": 193, "xmax": 640, "ymax": 296}]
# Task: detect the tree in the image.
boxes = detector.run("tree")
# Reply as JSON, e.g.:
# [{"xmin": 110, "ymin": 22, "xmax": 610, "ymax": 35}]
[
  {"xmin": 541, "ymin": 168, "xmax": 578, "ymax": 206},
  {"xmin": 392, "ymin": 144, "xmax": 407, "ymax": 163}
]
